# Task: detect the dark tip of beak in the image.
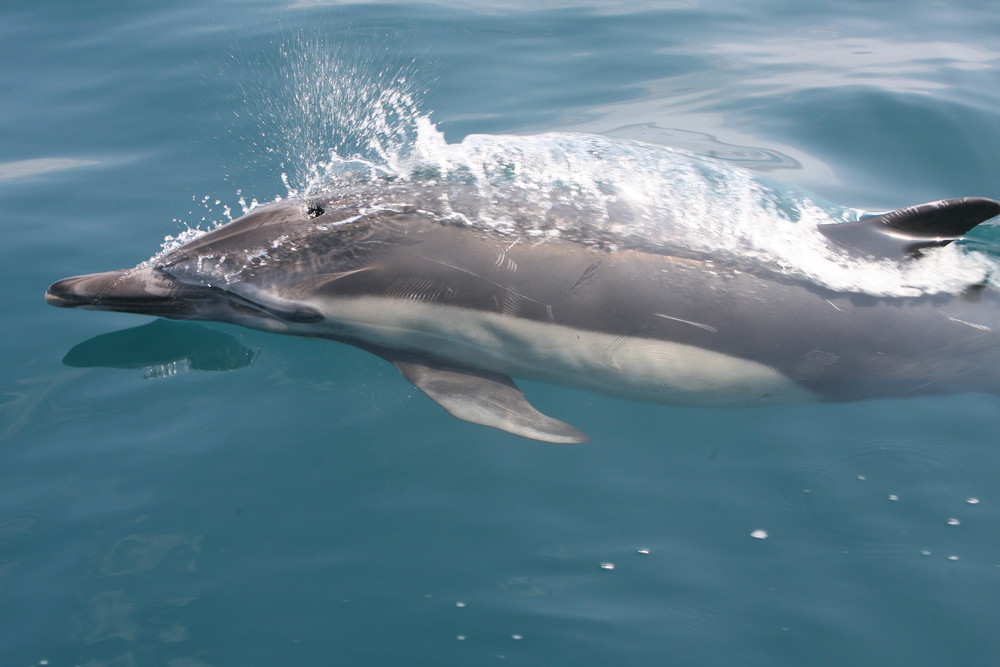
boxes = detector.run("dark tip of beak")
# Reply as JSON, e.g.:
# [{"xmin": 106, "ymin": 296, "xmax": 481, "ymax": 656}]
[
  {"xmin": 45, "ymin": 274, "xmax": 107, "ymax": 308},
  {"xmin": 44, "ymin": 269, "xmax": 162, "ymax": 310}
]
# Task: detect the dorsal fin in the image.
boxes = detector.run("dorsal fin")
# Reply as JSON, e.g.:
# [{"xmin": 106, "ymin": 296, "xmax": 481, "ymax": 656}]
[{"xmin": 818, "ymin": 197, "xmax": 1000, "ymax": 259}]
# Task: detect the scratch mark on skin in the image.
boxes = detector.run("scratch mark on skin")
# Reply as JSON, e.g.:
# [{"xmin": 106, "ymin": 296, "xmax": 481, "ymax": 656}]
[
  {"xmin": 904, "ymin": 379, "xmax": 941, "ymax": 393},
  {"xmin": 493, "ymin": 249, "xmax": 517, "ymax": 272},
  {"xmin": 948, "ymin": 317, "xmax": 992, "ymax": 332},
  {"xmin": 791, "ymin": 350, "xmax": 840, "ymax": 381},
  {"xmin": 385, "ymin": 278, "xmax": 455, "ymax": 303},
  {"xmin": 546, "ymin": 305, "xmax": 554, "ymax": 322},
  {"xmin": 500, "ymin": 291, "xmax": 522, "ymax": 318},
  {"xmin": 569, "ymin": 262, "xmax": 600, "ymax": 293},
  {"xmin": 604, "ymin": 334, "xmax": 632, "ymax": 368},
  {"xmin": 312, "ymin": 266, "xmax": 375, "ymax": 283},
  {"xmin": 421, "ymin": 257, "xmax": 543, "ymax": 305},
  {"xmin": 825, "ymin": 299, "xmax": 844, "ymax": 312},
  {"xmin": 653, "ymin": 313, "xmax": 718, "ymax": 333}
]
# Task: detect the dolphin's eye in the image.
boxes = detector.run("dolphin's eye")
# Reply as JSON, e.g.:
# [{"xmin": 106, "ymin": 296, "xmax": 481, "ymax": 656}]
[{"xmin": 306, "ymin": 204, "xmax": 325, "ymax": 218}]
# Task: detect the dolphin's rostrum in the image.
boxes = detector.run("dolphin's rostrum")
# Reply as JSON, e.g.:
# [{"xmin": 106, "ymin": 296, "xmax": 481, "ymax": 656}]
[{"xmin": 46, "ymin": 180, "xmax": 1000, "ymax": 443}]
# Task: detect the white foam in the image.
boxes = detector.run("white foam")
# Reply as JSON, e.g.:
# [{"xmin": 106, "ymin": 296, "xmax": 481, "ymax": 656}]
[
  {"xmin": 154, "ymin": 43, "xmax": 999, "ymax": 299},
  {"xmin": 381, "ymin": 130, "xmax": 998, "ymax": 297}
]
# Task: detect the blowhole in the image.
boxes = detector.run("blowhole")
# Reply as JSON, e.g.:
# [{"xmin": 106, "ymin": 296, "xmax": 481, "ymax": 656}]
[{"xmin": 306, "ymin": 203, "xmax": 325, "ymax": 218}]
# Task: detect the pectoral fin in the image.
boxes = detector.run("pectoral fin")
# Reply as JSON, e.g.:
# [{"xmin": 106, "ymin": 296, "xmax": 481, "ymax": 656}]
[{"xmin": 391, "ymin": 359, "xmax": 588, "ymax": 444}]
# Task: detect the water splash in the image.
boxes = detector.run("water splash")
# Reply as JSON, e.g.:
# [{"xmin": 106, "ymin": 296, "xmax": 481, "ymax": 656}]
[
  {"xmin": 260, "ymin": 32, "xmax": 431, "ymax": 196},
  {"xmin": 358, "ymin": 130, "xmax": 998, "ymax": 297},
  {"xmin": 158, "ymin": 36, "xmax": 999, "ymax": 298}
]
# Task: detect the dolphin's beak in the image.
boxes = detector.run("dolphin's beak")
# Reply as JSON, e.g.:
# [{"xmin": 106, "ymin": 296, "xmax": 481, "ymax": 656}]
[
  {"xmin": 45, "ymin": 267, "xmax": 192, "ymax": 316},
  {"xmin": 47, "ymin": 270, "xmax": 127, "ymax": 308}
]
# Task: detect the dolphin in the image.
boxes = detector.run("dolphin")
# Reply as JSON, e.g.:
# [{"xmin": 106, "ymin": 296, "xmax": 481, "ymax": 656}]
[{"xmin": 45, "ymin": 181, "xmax": 1000, "ymax": 443}]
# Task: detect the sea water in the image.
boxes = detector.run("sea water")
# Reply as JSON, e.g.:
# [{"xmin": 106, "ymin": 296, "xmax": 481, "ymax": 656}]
[{"xmin": 3, "ymin": 0, "xmax": 1000, "ymax": 665}]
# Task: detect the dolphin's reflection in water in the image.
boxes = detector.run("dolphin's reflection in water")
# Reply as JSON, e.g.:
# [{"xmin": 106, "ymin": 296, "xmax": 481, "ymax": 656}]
[{"xmin": 63, "ymin": 320, "xmax": 258, "ymax": 379}]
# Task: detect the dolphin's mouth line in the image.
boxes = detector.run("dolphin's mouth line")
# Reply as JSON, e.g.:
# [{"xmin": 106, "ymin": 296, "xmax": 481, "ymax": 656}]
[
  {"xmin": 45, "ymin": 289, "xmax": 214, "ymax": 315},
  {"xmin": 45, "ymin": 268, "xmax": 325, "ymax": 326}
]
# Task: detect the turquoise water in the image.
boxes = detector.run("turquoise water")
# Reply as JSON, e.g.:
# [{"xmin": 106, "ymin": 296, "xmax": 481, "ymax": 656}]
[{"xmin": 5, "ymin": 0, "xmax": 1000, "ymax": 664}]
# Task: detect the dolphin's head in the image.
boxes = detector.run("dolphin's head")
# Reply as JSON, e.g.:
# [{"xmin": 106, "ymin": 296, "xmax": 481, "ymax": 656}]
[
  {"xmin": 45, "ymin": 263, "xmax": 326, "ymax": 331},
  {"xmin": 44, "ymin": 196, "xmax": 384, "ymax": 329}
]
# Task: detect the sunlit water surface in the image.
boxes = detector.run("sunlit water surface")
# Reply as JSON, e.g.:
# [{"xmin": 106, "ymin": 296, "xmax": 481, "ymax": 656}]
[{"xmin": 3, "ymin": 0, "xmax": 1000, "ymax": 665}]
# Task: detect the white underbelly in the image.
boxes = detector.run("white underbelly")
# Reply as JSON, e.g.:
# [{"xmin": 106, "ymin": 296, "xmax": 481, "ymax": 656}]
[{"xmin": 305, "ymin": 297, "xmax": 815, "ymax": 407}]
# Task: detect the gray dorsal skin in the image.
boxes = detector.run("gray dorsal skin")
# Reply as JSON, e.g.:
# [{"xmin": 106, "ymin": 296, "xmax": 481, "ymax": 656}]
[
  {"xmin": 818, "ymin": 197, "xmax": 1000, "ymax": 259},
  {"xmin": 45, "ymin": 187, "xmax": 1000, "ymax": 443}
]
